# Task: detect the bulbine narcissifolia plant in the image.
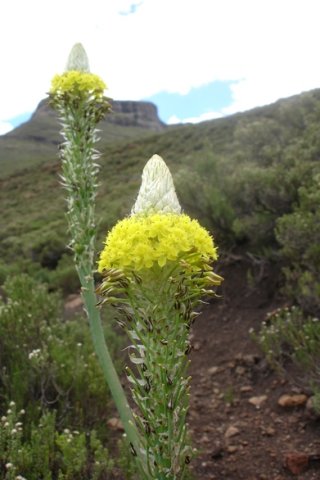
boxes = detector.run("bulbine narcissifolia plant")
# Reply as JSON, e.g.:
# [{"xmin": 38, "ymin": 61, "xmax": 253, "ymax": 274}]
[
  {"xmin": 49, "ymin": 44, "xmax": 146, "ymax": 475},
  {"xmin": 97, "ymin": 154, "xmax": 222, "ymax": 478}
]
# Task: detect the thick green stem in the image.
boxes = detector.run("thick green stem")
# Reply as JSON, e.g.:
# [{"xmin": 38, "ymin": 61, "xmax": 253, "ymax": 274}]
[{"xmin": 78, "ymin": 269, "xmax": 147, "ymax": 477}]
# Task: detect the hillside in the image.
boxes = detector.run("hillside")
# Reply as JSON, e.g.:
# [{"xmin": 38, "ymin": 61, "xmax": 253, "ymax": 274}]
[
  {"xmin": 0, "ymin": 86, "xmax": 319, "ymax": 311},
  {"xmin": 0, "ymin": 98, "xmax": 166, "ymax": 177},
  {"xmin": 1, "ymin": 89, "xmax": 320, "ymax": 479}
]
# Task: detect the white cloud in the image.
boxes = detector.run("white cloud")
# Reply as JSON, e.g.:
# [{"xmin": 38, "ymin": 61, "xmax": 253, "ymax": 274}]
[
  {"xmin": 1, "ymin": 0, "xmax": 320, "ymax": 125},
  {"xmin": 0, "ymin": 122, "xmax": 14, "ymax": 135},
  {"xmin": 168, "ymin": 111, "xmax": 224, "ymax": 125},
  {"xmin": 167, "ymin": 115, "xmax": 181, "ymax": 125}
]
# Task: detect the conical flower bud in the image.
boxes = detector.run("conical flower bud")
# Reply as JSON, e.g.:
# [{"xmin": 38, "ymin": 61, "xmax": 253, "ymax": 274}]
[
  {"xmin": 66, "ymin": 43, "xmax": 90, "ymax": 72},
  {"xmin": 131, "ymin": 154, "xmax": 182, "ymax": 215}
]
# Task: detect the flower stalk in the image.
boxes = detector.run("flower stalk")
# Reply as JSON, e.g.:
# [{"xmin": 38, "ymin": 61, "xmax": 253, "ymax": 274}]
[
  {"xmin": 49, "ymin": 44, "xmax": 147, "ymax": 477},
  {"xmin": 98, "ymin": 155, "xmax": 223, "ymax": 478}
]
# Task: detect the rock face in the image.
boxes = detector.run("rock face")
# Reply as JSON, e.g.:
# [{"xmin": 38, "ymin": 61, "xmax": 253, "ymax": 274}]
[
  {"xmin": 6, "ymin": 98, "xmax": 165, "ymax": 143},
  {"xmin": 109, "ymin": 100, "xmax": 165, "ymax": 130}
]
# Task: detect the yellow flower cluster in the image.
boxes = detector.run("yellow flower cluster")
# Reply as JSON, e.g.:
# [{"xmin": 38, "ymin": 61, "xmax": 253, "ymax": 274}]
[
  {"xmin": 50, "ymin": 71, "xmax": 106, "ymax": 97},
  {"xmin": 98, "ymin": 213, "xmax": 217, "ymax": 272}
]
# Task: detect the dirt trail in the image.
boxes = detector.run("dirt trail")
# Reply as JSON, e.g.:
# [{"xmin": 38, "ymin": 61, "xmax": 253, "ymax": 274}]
[{"xmin": 188, "ymin": 257, "xmax": 320, "ymax": 480}]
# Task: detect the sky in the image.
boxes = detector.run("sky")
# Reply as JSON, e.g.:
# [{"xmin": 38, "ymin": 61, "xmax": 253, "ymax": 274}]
[{"xmin": 1, "ymin": 0, "xmax": 320, "ymax": 134}]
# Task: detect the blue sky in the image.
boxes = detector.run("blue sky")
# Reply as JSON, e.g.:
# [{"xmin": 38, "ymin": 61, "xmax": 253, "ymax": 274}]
[
  {"xmin": 1, "ymin": 0, "xmax": 320, "ymax": 134},
  {"xmin": 144, "ymin": 81, "xmax": 234, "ymax": 124},
  {"xmin": 9, "ymin": 113, "xmax": 33, "ymax": 128}
]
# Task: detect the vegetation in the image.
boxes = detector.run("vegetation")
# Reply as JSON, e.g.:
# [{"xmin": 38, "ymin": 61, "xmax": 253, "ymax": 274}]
[
  {"xmin": 0, "ymin": 87, "xmax": 320, "ymax": 476},
  {"xmin": 253, "ymin": 306, "xmax": 320, "ymax": 410},
  {"xmin": 0, "ymin": 403, "xmax": 114, "ymax": 480},
  {"xmin": 0, "ymin": 275, "xmax": 121, "ymax": 478}
]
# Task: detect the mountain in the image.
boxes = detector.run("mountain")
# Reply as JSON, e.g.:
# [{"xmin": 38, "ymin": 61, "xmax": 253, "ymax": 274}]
[{"xmin": 0, "ymin": 99, "xmax": 166, "ymax": 177}]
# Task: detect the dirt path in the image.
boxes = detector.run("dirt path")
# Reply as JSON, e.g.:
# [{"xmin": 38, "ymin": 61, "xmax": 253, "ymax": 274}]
[{"xmin": 188, "ymin": 257, "xmax": 320, "ymax": 480}]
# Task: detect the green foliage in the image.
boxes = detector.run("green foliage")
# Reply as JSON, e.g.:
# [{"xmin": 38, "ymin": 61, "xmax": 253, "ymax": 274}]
[
  {"xmin": 253, "ymin": 306, "xmax": 320, "ymax": 408},
  {"xmin": 0, "ymin": 274, "xmax": 132, "ymax": 477},
  {"xmin": 0, "ymin": 274, "xmax": 61, "ymax": 409},
  {"xmin": 276, "ymin": 175, "xmax": 320, "ymax": 315},
  {"xmin": 0, "ymin": 274, "xmax": 121, "ymax": 429},
  {"xmin": 175, "ymin": 159, "xmax": 235, "ymax": 245},
  {"xmin": 47, "ymin": 254, "xmax": 81, "ymax": 294},
  {"xmin": 0, "ymin": 403, "xmax": 114, "ymax": 479},
  {"xmin": 30, "ymin": 234, "xmax": 67, "ymax": 270}
]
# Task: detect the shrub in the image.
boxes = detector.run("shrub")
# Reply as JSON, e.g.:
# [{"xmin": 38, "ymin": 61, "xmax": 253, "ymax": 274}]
[
  {"xmin": 253, "ymin": 305, "xmax": 320, "ymax": 409},
  {"xmin": 276, "ymin": 174, "xmax": 320, "ymax": 315},
  {"xmin": 0, "ymin": 402, "xmax": 114, "ymax": 480},
  {"xmin": 0, "ymin": 274, "xmax": 121, "ymax": 430},
  {"xmin": 30, "ymin": 234, "xmax": 67, "ymax": 270}
]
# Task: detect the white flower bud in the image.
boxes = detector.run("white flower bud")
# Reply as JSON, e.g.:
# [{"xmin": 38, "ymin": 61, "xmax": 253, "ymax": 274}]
[
  {"xmin": 131, "ymin": 154, "xmax": 181, "ymax": 215},
  {"xmin": 66, "ymin": 43, "xmax": 90, "ymax": 72}
]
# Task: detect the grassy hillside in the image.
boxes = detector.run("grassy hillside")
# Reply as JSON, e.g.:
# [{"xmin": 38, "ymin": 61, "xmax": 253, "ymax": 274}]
[
  {"xmin": 1, "ymin": 88, "xmax": 320, "ymax": 313},
  {"xmin": 0, "ymin": 99, "xmax": 165, "ymax": 178}
]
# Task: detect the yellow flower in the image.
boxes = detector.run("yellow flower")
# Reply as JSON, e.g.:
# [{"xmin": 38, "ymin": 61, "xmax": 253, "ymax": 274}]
[
  {"xmin": 98, "ymin": 213, "xmax": 217, "ymax": 273},
  {"xmin": 50, "ymin": 71, "xmax": 106, "ymax": 97}
]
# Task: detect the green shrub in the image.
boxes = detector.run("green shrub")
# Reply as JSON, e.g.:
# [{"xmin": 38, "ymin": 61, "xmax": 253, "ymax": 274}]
[
  {"xmin": 253, "ymin": 306, "xmax": 320, "ymax": 408},
  {"xmin": 30, "ymin": 234, "xmax": 67, "ymax": 270},
  {"xmin": 0, "ymin": 274, "xmax": 122, "ymax": 430},
  {"xmin": 48, "ymin": 253, "xmax": 81, "ymax": 294},
  {"xmin": 175, "ymin": 159, "xmax": 236, "ymax": 246},
  {"xmin": 0, "ymin": 402, "xmax": 114, "ymax": 480},
  {"xmin": 276, "ymin": 174, "xmax": 320, "ymax": 315}
]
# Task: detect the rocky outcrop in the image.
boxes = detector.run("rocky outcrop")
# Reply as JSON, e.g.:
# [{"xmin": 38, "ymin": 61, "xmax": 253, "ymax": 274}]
[
  {"xmin": 109, "ymin": 100, "xmax": 165, "ymax": 130},
  {"xmin": 5, "ymin": 98, "xmax": 165, "ymax": 143}
]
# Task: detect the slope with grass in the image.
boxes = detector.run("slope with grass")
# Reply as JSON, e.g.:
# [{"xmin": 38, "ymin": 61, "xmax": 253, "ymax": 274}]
[{"xmin": 0, "ymin": 88, "xmax": 320, "ymax": 311}]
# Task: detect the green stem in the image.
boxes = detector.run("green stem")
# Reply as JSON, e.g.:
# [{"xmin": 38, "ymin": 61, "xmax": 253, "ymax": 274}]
[{"xmin": 78, "ymin": 269, "xmax": 147, "ymax": 476}]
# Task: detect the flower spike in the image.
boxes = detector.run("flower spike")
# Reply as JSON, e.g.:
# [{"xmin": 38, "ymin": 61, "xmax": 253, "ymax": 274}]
[
  {"xmin": 131, "ymin": 154, "xmax": 182, "ymax": 215},
  {"xmin": 65, "ymin": 42, "xmax": 90, "ymax": 72},
  {"xmin": 98, "ymin": 155, "xmax": 222, "ymax": 478}
]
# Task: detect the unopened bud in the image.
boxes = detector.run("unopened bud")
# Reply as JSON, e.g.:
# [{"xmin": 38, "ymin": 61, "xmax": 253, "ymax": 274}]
[
  {"xmin": 131, "ymin": 155, "xmax": 181, "ymax": 215},
  {"xmin": 66, "ymin": 43, "xmax": 90, "ymax": 72}
]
